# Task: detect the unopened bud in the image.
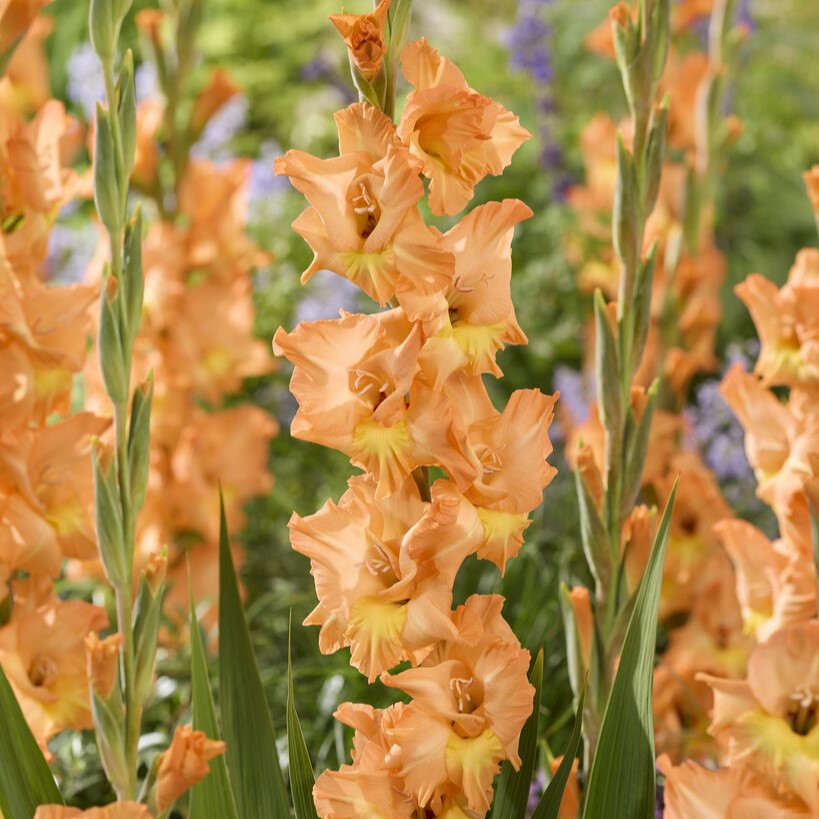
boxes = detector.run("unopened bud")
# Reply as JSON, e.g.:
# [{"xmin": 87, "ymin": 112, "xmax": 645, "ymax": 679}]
[
  {"xmin": 612, "ymin": 134, "xmax": 638, "ymax": 274},
  {"xmin": 98, "ymin": 274, "xmax": 129, "ymax": 405},
  {"xmin": 86, "ymin": 632, "xmax": 123, "ymax": 701},
  {"xmin": 133, "ymin": 548, "xmax": 167, "ymax": 707},
  {"xmin": 330, "ymin": 0, "xmax": 391, "ymax": 82},
  {"xmin": 92, "ymin": 439, "xmax": 127, "ymax": 588},
  {"xmin": 127, "ymin": 375, "xmax": 152, "ymax": 515},
  {"xmin": 93, "ymin": 105, "xmax": 121, "ymax": 235},
  {"xmin": 122, "ymin": 206, "xmax": 144, "ymax": 343},
  {"xmin": 116, "ymin": 51, "xmax": 137, "ymax": 183}
]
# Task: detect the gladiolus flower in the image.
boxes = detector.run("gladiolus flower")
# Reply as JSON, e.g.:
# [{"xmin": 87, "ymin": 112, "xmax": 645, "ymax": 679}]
[
  {"xmin": 699, "ymin": 620, "xmax": 819, "ymax": 812},
  {"xmin": 273, "ymin": 308, "xmax": 478, "ymax": 498},
  {"xmin": 34, "ymin": 805, "xmax": 153, "ymax": 819},
  {"xmin": 0, "ymin": 575, "xmax": 107, "ymax": 746},
  {"xmin": 290, "ymin": 474, "xmax": 483, "ymax": 680},
  {"xmin": 329, "ymin": 0, "xmax": 391, "ymax": 81},
  {"xmin": 398, "ymin": 39, "xmax": 531, "ymax": 216},
  {"xmin": 382, "ymin": 594, "xmax": 533, "ymax": 813},
  {"xmin": 276, "ymin": 103, "xmax": 453, "ymax": 319},
  {"xmin": 154, "ymin": 725, "xmax": 226, "ymax": 813},
  {"xmin": 85, "ymin": 633, "xmax": 122, "ymax": 701}
]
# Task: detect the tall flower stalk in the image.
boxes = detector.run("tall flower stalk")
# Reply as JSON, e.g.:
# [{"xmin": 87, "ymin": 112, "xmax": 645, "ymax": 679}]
[
  {"xmin": 275, "ymin": 1, "xmax": 561, "ymax": 815},
  {"xmin": 569, "ymin": 0, "xmax": 671, "ymax": 775}
]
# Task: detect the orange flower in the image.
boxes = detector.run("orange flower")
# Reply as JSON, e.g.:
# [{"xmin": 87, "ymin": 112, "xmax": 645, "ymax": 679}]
[
  {"xmin": 699, "ymin": 621, "xmax": 819, "ymax": 812},
  {"xmin": 34, "ymin": 805, "xmax": 153, "ymax": 819},
  {"xmin": 273, "ymin": 308, "xmax": 478, "ymax": 498},
  {"xmin": 313, "ymin": 701, "xmax": 418, "ymax": 818},
  {"xmin": 715, "ymin": 519, "xmax": 816, "ymax": 641},
  {"xmin": 431, "ymin": 199, "xmax": 532, "ymax": 377},
  {"xmin": 382, "ymin": 594, "xmax": 533, "ymax": 813},
  {"xmin": 276, "ymin": 103, "xmax": 452, "ymax": 319},
  {"xmin": 290, "ymin": 474, "xmax": 482, "ymax": 680},
  {"xmin": 85, "ymin": 633, "xmax": 122, "ymax": 700},
  {"xmin": 0, "ymin": 412, "xmax": 109, "ymax": 574},
  {"xmin": 804, "ymin": 166, "xmax": 819, "ymax": 215},
  {"xmin": 0, "ymin": 575, "xmax": 107, "ymax": 746},
  {"xmin": 154, "ymin": 725, "xmax": 226, "ymax": 813},
  {"xmin": 398, "ymin": 39, "xmax": 530, "ymax": 216},
  {"xmin": 657, "ymin": 754, "xmax": 810, "ymax": 819},
  {"xmin": 720, "ymin": 365, "xmax": 819, "ymax": 523},
  {"xmin": 0, "ymin": 0, "xmax": 52, "ymax": 56},
  {"xmin": 329, "ymin": 0, "xmax": 391, "ymax": 81}
]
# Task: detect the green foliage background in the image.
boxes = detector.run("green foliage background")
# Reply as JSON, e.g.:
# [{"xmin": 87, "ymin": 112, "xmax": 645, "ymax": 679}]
[{"xmin": 42, "ymin": 0, "xmax": 819, "ymax": 801}]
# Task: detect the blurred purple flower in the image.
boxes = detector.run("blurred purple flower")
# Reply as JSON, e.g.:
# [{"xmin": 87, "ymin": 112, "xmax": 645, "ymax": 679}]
[
  {"xmin": 247, "ymin": 141, "xmax": 290, "ymax": 221},
  {"xmin": 66, "ymin": 43, "xmax": 105, "ymax": 119},
  {"xmin": 553, "ymin": 364, "xmax": 593, "ymax": 426},
  {"xmin": 135, "ymin": 60, "xmax": 160, "ymax": 102},
  {"xmin": 191, "ymin": 95, "xmax": 249, "ymax": 161},
  {"xmin": 46, "ymin": 222, "xmax": 98, "ymax": 285},
  {"xmin": 527, "ymin": 769, "xmax": 547, "ymax": 815},
  {"xmin": 295, "ymin": 270, "xmax": 362, "ymax": 325}
]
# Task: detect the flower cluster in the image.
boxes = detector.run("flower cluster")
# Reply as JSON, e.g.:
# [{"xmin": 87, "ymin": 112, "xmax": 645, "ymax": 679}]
[
  {"xmin": 659, "ymin": 171, "xmax": 819, "ymax": 817},
  {"xmin": 275, "ymin": 18, "xmax": 557, "ymax": 816},
  {"xmin": 0, "ymin": 1, "xmax": 110, "ymax": 752}
]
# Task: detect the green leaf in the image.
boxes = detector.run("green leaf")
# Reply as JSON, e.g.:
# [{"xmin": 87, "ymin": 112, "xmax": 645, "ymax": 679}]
[
  {"xmin": 287, "ymin": 616, "xmax": 318, "ymax": 819},
  {"xmin": 218, "ymin": 493, "xmax": 290, "ymax": 818},
  {"xmin": 0, "ymin": 662, "xmax": 63, "ymax": 819},
  {"xmin": 582, "ymin": 481, "xmax": 678, "ymax": 819},
  {"xmin": 491, "ymin": 649, "xmax": 544, "ymax": 819},
  {"xmin": 531, "ymin": 680, "xmax": 586, "ymax": 819},
  {"xmin": 188, "ymin": 576, "xmax": 240, "ymax": 819}
]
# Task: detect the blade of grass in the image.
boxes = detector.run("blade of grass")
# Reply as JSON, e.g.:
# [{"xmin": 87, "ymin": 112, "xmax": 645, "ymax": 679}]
[
  {"xmin": 218, "ymin": 493, "xmax": 290, "ymax": 818},
  {"xmin": 492, "ymin": 648, "xmax": 544, "ymax": 819},
  {"xmin": 0, "ymin": 663, "xmax": 63, "ymax": 819},
  {"xmin": 582, "ymin": 482, "xmax": 677, "ymax": 819}
]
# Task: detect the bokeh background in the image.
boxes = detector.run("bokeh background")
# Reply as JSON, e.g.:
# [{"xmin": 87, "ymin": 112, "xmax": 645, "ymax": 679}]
[{"xmin": 41, "ymin": 0, "xmax": 819, "ymax": 802}]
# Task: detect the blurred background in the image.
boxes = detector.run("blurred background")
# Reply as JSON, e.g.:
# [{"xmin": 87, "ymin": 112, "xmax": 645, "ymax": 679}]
[{"xmin": 40, "ymin": 0, "xmax": 819, "ymax": 802}]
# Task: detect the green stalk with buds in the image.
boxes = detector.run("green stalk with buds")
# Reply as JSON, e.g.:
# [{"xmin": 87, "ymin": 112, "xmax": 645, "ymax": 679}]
[
  {"xmin": 568, "ymin": 0, "xmax": 671, "ymax": 779},
  {"xmin": 89, "ymin": 0, "xmax": 164, "ymax": 801}
]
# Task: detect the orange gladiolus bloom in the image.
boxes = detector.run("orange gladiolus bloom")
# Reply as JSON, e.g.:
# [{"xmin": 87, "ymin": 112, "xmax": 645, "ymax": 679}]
[
  {"xmin": 290, "ymin": 474, "xmax": 483, "ymax": 681},
  {"xmin": 715, "ymin": 519, "xmax": 816, "ymax": 641},
  {"xmin": 398, "ymin": 39, "xmax": 531, "ymax": 216},
  {"xmin": 382, "ymin": 594, "xmax": 533, "ymax": 813},
  {"xmin": 154, "ymin": 725, "xmax": 226, "ymax": 813},
  {"xmin": 277, "ymin": 103, "xmax": 452, "ymax": 319},
  {"xmin": 700, "ymin": 620, "xmax": 819, "ymax": 812},
  {"xmin": 0, "ymin": 575, "xmax": 107, "ymax": 746},
  {"xmin": 313, "ymin": 701, "xmax": 419, "ymax": 818},
  {"xmin": 274, "ymin": 308, "xmax": 477, "ymax": 498},
  {"xmin": 329, "ymin": 0, "xmax": 391, "ymax": 81},
  {"xmin": 34, "ymin": 806, "xmax": 153, "ymax": 819},
  {"xmin": 431, "ymin": 199, "xmax": 532, "ymax": 377}
]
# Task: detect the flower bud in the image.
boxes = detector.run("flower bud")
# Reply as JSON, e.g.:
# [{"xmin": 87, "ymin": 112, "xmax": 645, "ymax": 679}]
[
  {"xmin": 149, "ymin": 725, "xmax": 226, "ymax": 814},
  {"xmin": 98, "ymin": 274, "xmax": 129, "ymax": 405},
  {"xmin": 127, "ymin": 376, "xmax": 152, "ymax": 516},
  {"xmin": 329, "ymin": 0, "xmax": 391, "ymax": 81},
  {"xmin": 116, "ymin": 50, "xmax": 137, "ymax": 183},
  {"xmin": 93, "ymin": 105, "xmax": 122, "ymax": 235},
  {"xmin": 804, "ymin": 166, "xmax": 819, "ymax": 216},
  {"xmin": 86, "ymin": 632, "xmax": 123, "ymax": 701},
  {"xmin": 574, "ymin": 464, "xmax": 611, "ymax": 590},
  {"xmin": 122, "ymin": 206, "xmax": 144, "ymax": 344},
  {"xmin": 92, "ymin": 439, "xmax": 128, "ymax": 588},
  {"xmin": 612, "ymin": 134, "xmax": 638, "ymax": 274},
  {"xmin": 593, "ymin": 289, "xmax": 621, "ymax": 435},
  {"xmin": 133, "ymin": 549, "xmax": 166, "ymax": 707},
  {"xmin": 89, "ymin": 0, "xmax": 117, "ymax": 61},
  {"xmin": 621, "ymin": 380, "xmax": 658, "ymax": 518},
  {"xmin": 643, "ymin": 98, "xmax": 669, "ymax": 216}
]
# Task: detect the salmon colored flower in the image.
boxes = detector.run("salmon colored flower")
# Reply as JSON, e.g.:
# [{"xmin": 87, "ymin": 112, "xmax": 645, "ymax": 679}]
[
  {"xmin": 0, "ymin": 575, "xmax": 107, "ymax": 746},
  {"xmin": 382, "ymin": 594, "xmax": 533, "ymax": 813},
  {"xmin": 274, "ymin": 308, "xmax": 478, "ymax": 498},
  {"xmin": 191, "ymin": 68, "xmax": 241, "ymax": 134},
  {"xmin": 458, "ymin": 384, "xmax": 558, "ymax": 573},
  {"xmin": 34, "ymin": 805, "xmax": 153, "ymax": 819},
  {"xmin": 277, "ymin": 103, "xmax": 452, "ymax": 319},
  {"xmin": 715, "ymin": 519, "xmax": 816, "ymax": 641},
  {"xmin": 85, "ymin": 633, "xmax": 122, "ymax": 700},
  {"xmin": 329, "ymin": 0, "xmax": 391, "ymax": 81},
  {"xmin": 313, "ymin": 701, "xmax": 418, "ymax": 818},
  {"xmin": 290, "ymin": 474, "xmax": 482, "ymax": 680},
  {"xmin": 398, "ymin": 39, "xmax": 531, "ymax": 216},
  {"xmin": 153, "ymin": 725, "xmax": 226, "ymax": 813},
  {"xmin": 657, "ymin": 754, "xmax": 811, "ymax": 819},
  {"xmin": 804, "ymin": 166, "xmax": 819, "ymax": 215},
  {"xmin": 700, "ymin": 620, "xmax": 819, "ymax": 812},
  {"xmin": 0, "ymin": 0, "xmax": 51, "ymax": 61},
  {"xmin": 430, "ymin": 199, "xmax": 532, "ymax": 377},
  {"xmin": 720, "ymin": 364, "xmax": 819, "ymax": 523}
]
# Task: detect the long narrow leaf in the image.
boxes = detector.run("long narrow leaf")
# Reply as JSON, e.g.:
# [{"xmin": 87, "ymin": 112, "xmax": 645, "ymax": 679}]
[
  {"xmin": 531, "ymin": 680, "xmax": 587, "ymax": 819},
  {"xmin": 287, "ymin": 617, "xmax": 318, "ymax": 819},
  {"xmin": 492, "ymin": 649, "xmax": 544, "ymax": 819},
  {"xmin": 218, "ymin": 494, "xmax": 290, "ymax": 818},
  {"xmin": 582, "ymin": 482, "xmax": 677, "ymax": 819},
  {"xmin": 188, "ymin": 580, "xmax": 240, "ymax": 819},
  {"xmin": 0, "ymin": 663, "xmax": 63, "ymax": 819}
]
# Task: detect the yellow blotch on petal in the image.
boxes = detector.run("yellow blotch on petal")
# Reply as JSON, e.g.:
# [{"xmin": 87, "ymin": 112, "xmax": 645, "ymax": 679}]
[
  {"xmin": 44, "ymin": 501, "xmax": 83, "ymax": 538},
  {"xmin": 475, "ymin": 507, "xmax": 531, "ymax": 574},
  {"xmin": 445, "ymin": 728, "xmax": 504, "ymax": 812},
  {"xmin": 346, "ymin": 596, "xmax": 408, "ymax": 682},
  {"xmin": 451, "ymin": 321, "xmax": 513, "ymax": 376},
  {"xmin": 340, "ymin": 248, "xmax": 397, "ymax": 305}
]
